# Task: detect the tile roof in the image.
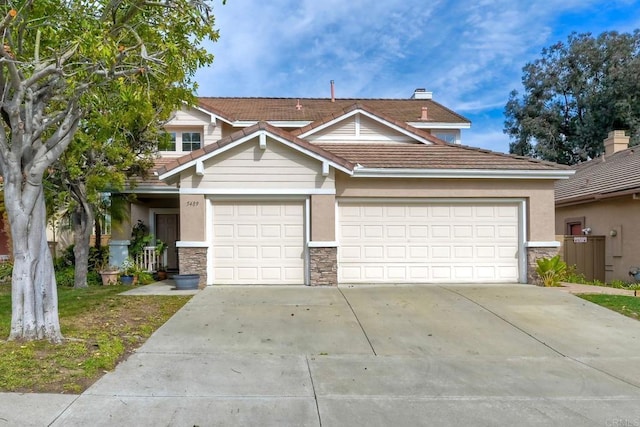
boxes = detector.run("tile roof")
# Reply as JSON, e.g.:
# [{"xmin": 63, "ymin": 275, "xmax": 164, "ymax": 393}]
[
  {"xmin": 197, "ymin": 97, "xmax": 470, "ymax": 124},
  {"xmin": 316, "ymin": 143, "xmax": 567, "ymax": 170},
  {"xmin": 555, "ymin": 147, "xmax": 640, "ymax": 205},
  {"xmin": 126, "ymin": 157, "xmax": 177, "ymax": 190}
]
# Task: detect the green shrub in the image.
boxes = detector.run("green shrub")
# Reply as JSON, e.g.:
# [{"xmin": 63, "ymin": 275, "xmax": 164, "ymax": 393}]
[
  {"xmin": 563, "ymin": 264, "xmax": 587, "ymax": 284},
  {"xmin": 55, "ymin": 266, "xmax": 76, "ymax": 287},
  {"xmin": 0, "ymin": 261, "xmax": 12, "ymax": 284},
  {"xmin": 536, "ymin": 255, "xmax": 567, "ymax": 287}
]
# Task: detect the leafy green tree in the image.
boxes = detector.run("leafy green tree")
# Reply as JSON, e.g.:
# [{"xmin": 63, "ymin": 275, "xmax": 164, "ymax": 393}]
[
  {"xmin": 0, "ymin": 0, "xmax": 219, "ymax": 342},
  {"xmin": 505, "ymin": 31, "xmax": 640, "ymax": 164}
]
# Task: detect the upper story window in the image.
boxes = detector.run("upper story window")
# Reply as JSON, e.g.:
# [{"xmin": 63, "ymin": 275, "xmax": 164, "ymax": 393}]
[
  {"xmin": 432, "ymin": 131, "xmax": 458, "ymax": 144},
  {"xmin": 162, "ymin": 131, "xmax": 202, "ymax": 153},
  {"xmin": 182, "ymin": 132, "xmax": 201, "ymax": 151}
]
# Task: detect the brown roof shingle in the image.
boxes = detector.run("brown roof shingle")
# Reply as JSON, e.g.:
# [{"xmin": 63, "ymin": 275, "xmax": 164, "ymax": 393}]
[
  {"xmin": 197, "ymin": 97, "xmax": 470, "ymax": 125},
  {"xmin": 555, "ymin": 147, "xmax": 640, "ymax": 205}
]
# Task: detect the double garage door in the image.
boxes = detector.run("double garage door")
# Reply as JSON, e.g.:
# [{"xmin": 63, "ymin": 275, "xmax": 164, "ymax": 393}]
[
  {"xmin": 211, "ymin": 199, "xmax": 521, "ymax": 285},
  {"xmin": 338, "ymin": 201, "xmax": 521, "ymax": 283}
]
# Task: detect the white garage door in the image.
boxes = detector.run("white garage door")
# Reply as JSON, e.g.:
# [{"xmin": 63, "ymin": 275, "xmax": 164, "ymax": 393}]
[
  {"xmin": 338, "ymin": 201, "xmax": 520, "ymax": 283},
  {"xmin": 213, "ymin": 201, "xmax": 305, "ymax": 284}
]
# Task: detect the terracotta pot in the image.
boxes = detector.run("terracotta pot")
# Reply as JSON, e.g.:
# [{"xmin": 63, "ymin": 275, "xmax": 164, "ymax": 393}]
[{"xmin": 100, "ymin": 271, "xmax": 119, "ymax": 286}]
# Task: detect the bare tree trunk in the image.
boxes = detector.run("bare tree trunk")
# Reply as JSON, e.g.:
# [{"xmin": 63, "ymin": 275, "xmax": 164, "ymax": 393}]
[
  {"xmin": 72, "ymin": 206, "xmax": 92, "ymax": 289},
  {"xmin": 70, "ymin": 183, "xmax": 93, "ymax": 289},
  {"xmin": 6, "ymin": 182, "xmax": 62, "ymax": 343},
  {"xmin": 95, "ymin": 214, "xmax": 102, "ymax": 251}
]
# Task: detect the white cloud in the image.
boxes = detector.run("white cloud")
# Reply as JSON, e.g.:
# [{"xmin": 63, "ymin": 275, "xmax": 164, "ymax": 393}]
[{"xmin": 195, "ymin": 0, "xmax": 640, "ymax": 152}]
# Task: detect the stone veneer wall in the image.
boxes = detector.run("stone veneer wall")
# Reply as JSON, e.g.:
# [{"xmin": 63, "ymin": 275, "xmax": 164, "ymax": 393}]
[
  {"xmin": 178, "ymin": 247, "xmax": 208, "ymax": 288},
  {"xmin": 526, "ymin": 246, "xmax": 559, "ymax": 285},
  {"xmin": 309, "ymin": 247, "xmax": 337, "ymax": 286}
]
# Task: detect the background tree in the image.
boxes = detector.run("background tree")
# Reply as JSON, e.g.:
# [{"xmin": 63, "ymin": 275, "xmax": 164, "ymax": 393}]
[
  {"xmin": 505, "ymin": 31, "xmax": 640, "ymax": 164},
  {"xmin": 0, "ymin": 1, "xmax": 219, "ymax": 342}
]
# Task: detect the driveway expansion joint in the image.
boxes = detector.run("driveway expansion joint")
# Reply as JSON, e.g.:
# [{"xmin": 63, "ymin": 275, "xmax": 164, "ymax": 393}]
[{"xmin": 338, "ymin": 287, "xmax": 377, "ymax": 356}]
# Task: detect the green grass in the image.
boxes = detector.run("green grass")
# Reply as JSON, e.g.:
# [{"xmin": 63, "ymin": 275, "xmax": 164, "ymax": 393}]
[
  {"xmin": 0, "ymin": 283, "xmax": 191, "ymax": 393},
  {"xmin": 578, "ymin": 294, "xmax": 640, "ymax": 321}
]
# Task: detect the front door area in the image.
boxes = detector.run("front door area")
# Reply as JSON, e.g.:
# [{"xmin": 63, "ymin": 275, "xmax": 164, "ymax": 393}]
[{"xmin": 156, "ymin": 213, "xmax": 179, "ymax": 270}]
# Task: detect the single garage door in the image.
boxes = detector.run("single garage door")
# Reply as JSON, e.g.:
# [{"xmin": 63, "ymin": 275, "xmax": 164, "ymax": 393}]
[
  {"xmin": 338, "ymin": 201, "xmax": 520, "ymax": 283},
  {"xmin": 213, "ymin": 200, "xmax": 305, "ymax": 284}
]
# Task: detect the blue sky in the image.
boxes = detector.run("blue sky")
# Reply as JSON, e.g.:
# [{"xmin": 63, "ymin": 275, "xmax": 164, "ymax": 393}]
[{"xmin": 195, "ymin": 0, "xmax": 640, "ymax": 154}]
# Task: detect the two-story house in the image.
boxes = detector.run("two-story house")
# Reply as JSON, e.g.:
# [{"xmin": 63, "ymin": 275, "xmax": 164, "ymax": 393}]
[{"xmin": 109, "ymin": 89, "xmax": 571, "ymax": 287}]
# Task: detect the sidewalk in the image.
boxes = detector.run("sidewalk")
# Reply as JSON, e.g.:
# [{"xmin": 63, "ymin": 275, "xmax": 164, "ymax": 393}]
[{"xmin": 558, "ymin": 282, "xmax": 638, "ymax": 296}]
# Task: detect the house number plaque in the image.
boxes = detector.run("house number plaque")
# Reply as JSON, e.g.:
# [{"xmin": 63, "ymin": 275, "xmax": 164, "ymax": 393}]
[{"xmin": 573, "ymin": 236, "xmax": 587, "ymax": 243}]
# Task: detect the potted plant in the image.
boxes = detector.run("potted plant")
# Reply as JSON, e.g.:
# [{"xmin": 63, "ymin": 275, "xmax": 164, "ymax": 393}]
[
  {"xmin": 98, "ymin": 261, "xmax": 120, "ymax": 286},
  {"xmin": 155, "ymin": 240, "xmax": 168, "ymax": 280},
  {"xmin": 120, "ymin": 257, "xmax": 136, "ymax": 285},
  {"xmin": 156, "ymin": 265, "xmax": 168, "ymax": 281}
]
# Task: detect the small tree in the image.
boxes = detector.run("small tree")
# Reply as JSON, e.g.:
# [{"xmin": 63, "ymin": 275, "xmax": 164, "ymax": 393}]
[{"xmin": 0, "ymin": 1, "xmax": 219, "ymax": 341}]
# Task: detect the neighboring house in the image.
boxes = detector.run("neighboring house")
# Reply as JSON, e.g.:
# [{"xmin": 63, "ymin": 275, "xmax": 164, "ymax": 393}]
[
  {"xmin": 555, "ymin": 130, "xmax": 640, "ymax": 282},
  {"xmin": 109, "ymin": 89, "xmax": 572, "ymax": 286}
]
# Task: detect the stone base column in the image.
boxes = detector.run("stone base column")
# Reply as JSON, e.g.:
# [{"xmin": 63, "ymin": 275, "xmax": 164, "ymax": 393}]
[
  {"xmin": 178, "ymin": 246, "xmax": 207, "ymax": 288},
  {"xmin": 309, "ymin": 247, "xmax": 337, "ymax": 286},
  {"xmin": 526, "ymin": 246, "xmax": 560, "ymax": 285}
]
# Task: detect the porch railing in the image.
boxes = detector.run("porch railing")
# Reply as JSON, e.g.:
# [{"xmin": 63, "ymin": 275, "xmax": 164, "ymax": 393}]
[{"xmin": 135, "ymin": 246, "xmax": 165, "ymax": 272}]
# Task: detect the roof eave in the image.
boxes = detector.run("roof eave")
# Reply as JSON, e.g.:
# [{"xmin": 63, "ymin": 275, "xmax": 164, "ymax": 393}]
[
  {"xmin": 555, "ymin": 187, "xmax": 640, "ymax": 207},
  {"xmin": 408, "ymin": 122, "xmax": 471, "ymax": 129},
  {"xmin": 352, "ymin": 168, "xmax": 576, "ymax": 180}
]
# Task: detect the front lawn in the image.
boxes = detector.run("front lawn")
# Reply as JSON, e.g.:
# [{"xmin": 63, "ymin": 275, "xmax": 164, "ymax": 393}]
[
  {"xmin": 0, "ymin": 283, "xmax": 190, "ymax": 393},
  {"xmin": 578, "ymin": 294, "xmax": 640, "ymax": 321}
]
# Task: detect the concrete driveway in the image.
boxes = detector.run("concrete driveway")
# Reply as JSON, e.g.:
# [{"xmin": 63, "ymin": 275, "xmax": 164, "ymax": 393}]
[{"xmin": 7, "ymin": 284, "xmax": 640, "ymax": 426}]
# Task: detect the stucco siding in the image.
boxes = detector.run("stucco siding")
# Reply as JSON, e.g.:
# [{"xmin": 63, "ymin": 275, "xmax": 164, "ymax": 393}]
[
  {"xmin": 335, "ymin": 174, "xmax": 557, "ymax": 242},
  {"xmin": 556, "ymin": 197, "xmax": 640, "ymax": 282},
  {"xmin": 179, "ymin": 194, "xmax": 206, "ymax": 241},
  {"xmin": 311, "ymin": 195, "xmax": 336, "ymax": 241},
  {"xmin": 180, "ymin": 137, "xmax": 335, "ymax": 190}
]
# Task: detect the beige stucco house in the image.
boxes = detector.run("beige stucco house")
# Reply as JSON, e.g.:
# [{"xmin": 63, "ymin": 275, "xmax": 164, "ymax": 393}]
[
  {"xmin": 556, "ymin": 130, "xmax": 640, "ymax": 282},
  {"xmin": 110, "ymin": 90, "xmax": 572, "ymax": 286}
]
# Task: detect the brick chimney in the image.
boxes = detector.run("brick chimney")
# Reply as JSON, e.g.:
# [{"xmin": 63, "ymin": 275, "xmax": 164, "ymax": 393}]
[{"xmin": 604, "ymin": 130, "xmax": 629, "ymax": 156}]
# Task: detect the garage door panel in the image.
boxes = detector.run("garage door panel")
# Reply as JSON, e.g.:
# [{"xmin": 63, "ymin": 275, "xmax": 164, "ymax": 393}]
[
  {"xmin": 476, "ymin": 246, "xmax": 496, "ymax": 258},
  {"xmin": 237, "ymin": 225, "xmax": 258, "ymax": 238},
  {"xmin": 214, "ymin": 225, "xmax": 234, "ymax": 238},
  {"xmin": 387, "ymin": 246, "xmax": 407, "ymax": 258},
  {"xmin": 364, "ymin": 246, "xmax": 384, "ymax": 259},
  {"xmin": 431, "ymin": 226, "xmax": 450, "ymax": 238},
  {"xmin": 454, "ymin": 246, "xmax": 473, "ymax": 258},
  {"xmin": 453, "ymin": 206, "xmax": 473, "ymax": 217},
  {"xmin": 338, "ymin": 201, "xmax": 520, "ymax": 283},
  {"xmin": 498, "ymin": 225, "xmax": 518, "ymax": 238},
  {"xmin": 213, "ymin": 201, "xmax": 305, "ymax": 284},
  {"xmin": 284, "ymin": 224, "xmax": 303, "ymax": 238},
  {"xmin": 261, "ymin": 225, "xmax": 281, "ymax": 238},
  {"xmin": 237, "ymin": 246, "xmax": 258, "ymax": 259},
  {"xmin": 453, "ymin": 225, "xmax": 473, "ymax": 238},
  {"xmin": 431, "ymin": 246, "xmax": 451, "ymax": 258},
  {"xmin": 386, "ymin": 225, "xmax": 406, "ymax": 238},
  {"xmin": 476, "ymin": 226, "xmax": 496, "ymax": 238},
  {"xmin": 363, "ymin": 225, "xmax": 384, "ymax": 238}
]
